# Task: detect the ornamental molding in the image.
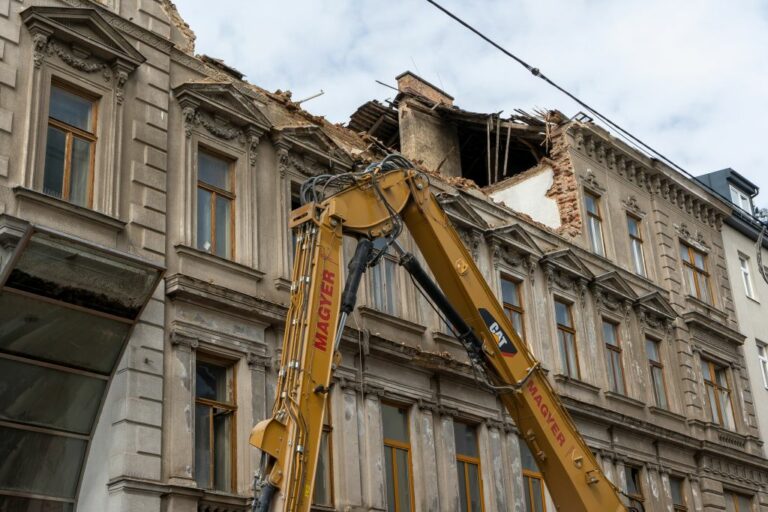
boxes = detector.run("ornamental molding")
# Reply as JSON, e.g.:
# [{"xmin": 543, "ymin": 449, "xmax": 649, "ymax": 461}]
[
  {"xmin": 271, "ymin": 126, "xmax": 354, "ymax": 175},
  {"xmin": 578, "ymin": 169, "xmax": 606, "ymax": 194},
  {"xmin": 674, "ymin": 222, "xmax": 710, "ymax": 251},
  {"xmin": 457, "ymin": 226, "xmax": 483, "ymax": 261},
  {"xmin": 621, "ymin": 195, "xmax": 646, "ymax": 218},
  {"xmin": 436, "ymin": 192, "xmax": 489, "ymax": 232}
]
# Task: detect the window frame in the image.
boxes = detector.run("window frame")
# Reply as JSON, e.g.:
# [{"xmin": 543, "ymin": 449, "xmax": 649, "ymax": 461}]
[
  {"xmin": 680, "ymin": 243, "xmax": 713, "ymax": 304},
  {"xmin": 370, "ymin": 248, "xmax": 401, "ymax": 316},
  {"xmin": 725, "ymin": 490, "xmax": 754, "ymax": 512},
  {"xmin": 381, "ymin": 402, "xmax": 415, "ymax": 512},
  {"xmin": 602, "ymin": 319, "xmax": 626, "ymax": 395},
  {"xmin": 624, "ymin": 465, "xmax": 644, "ymax": 506},
  {"xmin": 626, "ymin": 214, "xmax": 647, "ymax": 276},
  {"xmin": 701, "ymin": 359, "xmax": 736, "ymax": 430},
  {"xmin": 44, "ymin": 80, "xmax": 99, "ymax": 207},
  {"xmin": 196, "ymin": 146, "xmax": 236, "ymax": 259},
  {"xmin": 584, "ymin": 191, "xmax": 606, "ymax": 256},
  {"xmin": 454, "ymin": 421, "xmax": 485, "ymax": 512},
  {"xmin": 669, "ymin": 476, "xmax": 688, "ymax": 512},
  {"xmin": 554, "ymin": 299, "xmax": 580, "ymax": 379},
  {"xmin": 520, "ymin": 441, "xmax": 547, "ymax": 512},
  {"xmin": 758, "ymin": 342, "xmax": 768, "ymax": 390},
  {"xmin": 194, "ymin": 353, "xmax": 238, "ymax": 492},
  {"xmin": 739, "ymin": 254, "xmax": 757, "ymax": 300},
  {"xmin": 729, "ymin": 185, "xmax": 753, "ymax": 213},
  {"xmin": 646, "ymin": 337, "xmax": 669, "ymax": 410},
  {"xmin": 500, "ymin": 274, "xmax": 526, "ymax": 343}
]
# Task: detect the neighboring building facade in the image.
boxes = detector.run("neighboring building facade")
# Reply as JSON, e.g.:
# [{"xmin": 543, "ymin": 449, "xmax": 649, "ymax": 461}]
[
  {"xmin": 0, "ymin": 3, "xmax": 767, "ymax": 512},
  {"xmin": 697, "ymin": 169, "xmax": 768, "ymax": 450}
]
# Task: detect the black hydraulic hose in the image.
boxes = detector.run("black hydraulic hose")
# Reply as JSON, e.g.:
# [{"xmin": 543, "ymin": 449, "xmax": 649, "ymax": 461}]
[
  {"xmin": 398, "ymin": 252, "xmax": 484, "ymax": 359},
  {"xmin": 341, "ymin": 239, "xmax": 373, "ymax": 314},
  {"xmin": 253, "ymin": 482, "xmax": 277, "ymax": 512}
]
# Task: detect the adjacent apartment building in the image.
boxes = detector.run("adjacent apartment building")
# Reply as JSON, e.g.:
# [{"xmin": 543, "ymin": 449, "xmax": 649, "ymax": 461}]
[{"xmin": 0, "ymin": 1, "xmax": 766, "ymax": 512}]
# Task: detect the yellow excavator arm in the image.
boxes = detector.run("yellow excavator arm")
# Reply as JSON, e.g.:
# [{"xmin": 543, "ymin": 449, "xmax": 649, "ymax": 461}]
[{"xmin": 250, "ymin": 155, "xmax": 627, "ymax": 512}]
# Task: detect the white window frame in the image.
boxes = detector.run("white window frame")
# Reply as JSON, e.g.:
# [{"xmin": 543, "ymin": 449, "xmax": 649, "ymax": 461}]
[
  {"xmin": 758, "ymin": 342, "xmax": 768, "ymax": 390},
  {"xmin": 729, "ymin": 185, "xmax": 753, "ymax": 213},
  {"xmin": 738, "ymin": 254, "xmax": 757, "ymax": 300}
]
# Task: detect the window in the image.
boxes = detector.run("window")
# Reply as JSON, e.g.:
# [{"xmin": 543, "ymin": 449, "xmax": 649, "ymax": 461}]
[
  {"xmin": 290, "ymin": 194, "xmax": 301, "ymax": 261},
  {"xmin": 758, "ymin": 342, "xmax": 768, "ymax": 389},
  {"xmin": 669, "ymin": 476, "xmax": 687, "ymax": 511},
  {"xmin": 739, "ymin": 255, "xmax": 756, "ymax": 299},
  {"xmin": 454, "ymin": 422, "xmax": 483, "ymax": 512},
  {"xmin": 624, "ymin": 466, "xmax": 644, "ymax": 506},
  {"xmin": 44, "ymin": 84, "xmax": 98, "ymax": 207},
  {"xmin": 521, "ymin": 441, "xmax": 546, "ymax": 512},
  {"xmin": 627, "ymin": 215, "xmax": 646, "ymax": 276},
  {"xmin": 371, "ymin": 239, "xmax": 399, "ymax": 315},
  {"xmin": 725, "ymin": 491, "xmax": 753, "ymax": 512},
  {"xmin": 501, "ymin": 276, "xmax": 525, "ymax": 342},
  {"xmin": 646, "ymin": 338, "xmax": 668, "ymax": 409},
  {"xmin": 701, "ymin": 360, "xmax": 735, "ymax": 429},
  {"xmin": 195, "ymin": 358, "xmax": 236, "ymax": 491},
  {"xmin": 602, "ymin": 321, "xmax": 625, "ymax": 394},
  {"xmin": 382, "ymin": 403, "xmax": 413, "ymax": 512},
  {"xmin": 555, "ymin": 300, "xmax": 579, "ymax": 378},
  {"xmin": 729, "ymin": 185, "xmax": 753, "ymax": 213},
  {"xmin": 680, "ymin": 243, "xmax": 712, "ymax": 304},
  {"xmin": 313, "ymin": 407, "xmax": 333, "ymax": 507},
  {"xmin": 197, "ymin": 149, "xmax": 234, "ymax": 259},
  {"xmin": 585, "ymin": 192, "xmax": 605, "ymax": 256}
]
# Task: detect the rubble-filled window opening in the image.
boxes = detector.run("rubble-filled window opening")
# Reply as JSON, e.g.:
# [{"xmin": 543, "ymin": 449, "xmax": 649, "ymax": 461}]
[
  {"xmin": 454, "ymin": 422, "xmax": 483, "ymax": 512},
  {"xmin": 669, "ymin": 476, "xmax": 688, "ymax": 511},
  {"xmin": 521, "ymin": 440, "xmax": 546, "ymax": 512},
  {"xmin": 370, "ymin": 239, "xmax": 400, "ymax": 316},
  {"xmin": 701, "ymin": 360, "xmax": 736, "ymax": 430},
  {"xmin": 313, "ymin": 405, "xmax": 334, "ymax": 507},
  {"xmin": 197, "ymin": 149, "xmax": 235, "ymax": 259},
  {"xmin": 501, "ymin": 276, "xmax": 525, "ymax": 343},
  {"xmin": 554, "ymin": 300, "xmax": 580, "ymax": 378},
  {"xmin": 646, "ymin": 338, "xmax": 668, "ymax": 410},
  {"xmin": 739, "ymin": 254, "xmax": 756, "ymax": 299},
  {"xmin": 194, "ymin": 357, "xmax": 237, "ymax": 492},
  {"xmin": 602, "ymin": 320, "xmax": 626, "ymax": 394},
  {"xmin": 724, "ymin": 491, "xmax": 753, "ymax": 512},
  {"xmin": 584, "ymin": 192, "xmax": 605, "ymax": 256},
  {"xmin": 680, "ymin": 244, "xmax": 712, "ymax": 304},
  {"xmin": 627, "ymin": 215, "xmax": 646, "ymax": 277},
  {"xmin": 624, "ymin": 466, "xmax": 644, "ymax": 506},
  {"xmin": 44, "ymin": 82, "xmax": 98, "ymax": 207},
  {"xmin": 757, "ymin": 342, "xmax": 768, "ymax": 389},
  {"xmin": 381, "ymin": 403, "xmax": 414, "ymax": 512}
]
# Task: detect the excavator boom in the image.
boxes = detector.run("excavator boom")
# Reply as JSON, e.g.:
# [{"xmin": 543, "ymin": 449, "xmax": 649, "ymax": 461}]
[{"xmin": 250, "ymin": 157, "xmax": 627, "ymax": 512}]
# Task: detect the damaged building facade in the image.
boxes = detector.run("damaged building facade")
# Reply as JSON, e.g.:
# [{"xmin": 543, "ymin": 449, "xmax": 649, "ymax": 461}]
[{"xmin": 0, "ymin": 2, "xmax": 766, "ymax": 512}]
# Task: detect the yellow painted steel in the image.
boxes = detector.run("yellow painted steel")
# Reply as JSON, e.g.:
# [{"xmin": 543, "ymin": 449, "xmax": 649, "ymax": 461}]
[{"xmin": 250, "ymin": 168, "xmax": 626, "ymax": 512}]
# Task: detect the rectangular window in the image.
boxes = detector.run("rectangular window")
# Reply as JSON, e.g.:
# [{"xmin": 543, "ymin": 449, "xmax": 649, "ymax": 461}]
[
  {"xmin": 602, "ymin": 321, "xmax": 626, "ymax": 394},
  {"xmin": 195, "ymin": 358, "xmax": 236, "ymax": 491},
  {"xmin": 680, "ymin": 243, "xmax": 712, "ymax": 304},
  {"xmin": 520, "ymin": 441, "xmax": 546, "ymax": 512},
  {"xmin": 729, "ymin": 185, "xmax": 753, "ymax": 213},
  {"xmin": 646, "ymin": 338, "xmax": 668, "ymax": 409},
  {"xmin": 624, "ymin": 466, "xmax": 644, "ymax": 506},
  {"xmin": 739, "ymin": 255, "xmax": 756, "ymax": 299},
  {"xmin": 555, "ymin": 300, "xmax": 579, "ymax": 378},
  {"xmin": 669, "ymin": 476, "xmax": 687, "ymax": 511},
  {"xmin": 44, "ymin": 84, "xmax": 98, "ymax": 207},
  {"xmin": 313, "ymin": 407, "xmax": 333, "ymax": 507},
  {"xmin": 725, "ymin": 491, "xmax": 753, "ymax": 512},
  {"xmin": 701, "ymin": 360, "xmax": 736, "ymax": 429},
  {"xmin": 454, "ymin": 422, "xmax": 483, "ymax": 512},
  {"xmin": 585, "ymin": 192, "xmax": 605, "ymax": 256},
  {"xmin": 627, "ymin": 215, "xmax": 646, "ymax": 276},
  {"xmin": 197, "ymin": 149, "xmax": 234, "ymax": 259},
  {"xmin": 382, "ymin": 403, "xmax": 413, "ymax": 512},
  {"xmin": 758, "ymin": 342, "xmax": 768, "ymax": 389},
  {"xmin": 371, "ymin": 239, "xmax": 399, "ymax": 315},
  {"xmin": 501, "ymin": 276, "xmax": 525, "ymax": 343}
]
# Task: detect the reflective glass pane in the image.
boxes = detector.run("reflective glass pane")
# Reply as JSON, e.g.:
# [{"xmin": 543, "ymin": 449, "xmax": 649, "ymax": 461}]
[
  {"xmin": 589, "ymin": 217, "xmax": 604, "ymax": 255},
  {"xmin": 720, "ymin": 390, "xmax": 734, "ymax": 429},
  {"xmin": 520, "ymin": 440, "xmax": 538, "ymax": 472},
  {"xmin": 585, "ymin": 194, "xmax": 597, "ymax": 214},
  {"xmin": 215, "ymin": 195, "xmax": 232, "ymax": 258},
  {"xmin": 652, "ymin": 367, "xmax": 668, "ymax": 409},
  {"xmin": 680, "ymin": 245, "xmax": 691, "ymax": 263},
  {"xmin": 511, "ymin": 310, "xmax": 524, "ymax": 340},
  {"xmin": 715, "ymin": 368, "xmax": 729, "ymax": 388},
  {"xmin": 670, "ymin": 477, "xmax": 685, "ymax": 506},
  {"xmin": 646, "ymin": 339, "xmax": 659, "ymax": 362},
  {"xmin": 707, "ymin": 386, "xmax": 719, "ymax": 423},
  {"xmin": 524, "ymin": 476, "xmax": 533, "ymax": 512},
  {"xmin": 0, "ymin": 357, "xmax": 105, "ymax": 434},
  {"xmin": 0, "ymin": 294, "xmax": 129, "ymax": 374},
  {"xmin": 453, "ymin": 422, "xmax": 478, "ymax": 458},
  {"xmin": 196, "ymin": 361, "xmax": 229, "ymax": 402},
  {"xmin": 612, "ymin": 351, "xmax": 625, "ymax": 394},
  {"xmin": 49, "ymin": 86, "xmax": 93, "ymax": 132},
  {"xmin": 554, "ymin": 301, "xmax": 571, "ymax": 327},
  {"xmin": 43, "ymin": 126, "xmax": 66, "ymax": 199},
  {"xmin": 627, "ymin": 216, "xmax": 639, "ymax": 237},
  {"xmin": 602, "ymin": 321, "xmax": 618, "ymax": 346},
  {"xmin": 385, "ymin": 448, "xmax": 395, "ymax": 512},
  {"xmin": 313, "ymin": 430, "xmax": 332, "ymax": 506},
  {"xmin": 213, "ymin": 410, "xmax": 232, "ymax": 491},
  {"xmin": 698, "ymin": 274, "xmax": 711, "ymax": 303},
  {"xmin": 0, "ymin": 426, "xmax": 86, "ymax": 499},
  {"xmin": 195, "ymin": 404, "xmax": 211, "ymax": 488},
  {"xmin": 684, "ymin": 268, "xmax": 697, "ymax": 296},
  {"xmin": 501, "ymin": 278, "xmax": 520, "ymax": 307},
  {"xmin": 457, "ymin": 461, "xmax": 468, "ymax": 512},
  {"xmin": 0, "ymin": 496, "xmax": 74, "ymax": 512},
  {"xmin": 198, "ymin": 151, "xmax": 230, "ymax": 190},
  {"xmin": 700, "ymin": 361, "xmax": 713, "ymax": 382},
  {"xmin": 467, "ymin": 463, "xmax": 482, "ymax": 512},
  {"xmin": 382, "ymin": 404, "xmax": 409, "ymax": 443},
  {"xmin": 566, "ymin": 333, "xmax": 579, "ymax": 377},
  {"xmin": 631, "ymin": 240, "xmax": 645, "ymax": 276},
  {"xmin": 530, "ymin": 477, "xmax": 544, "ymax": 512},
  {"xmin": 197, "ymin": 187, "xmax": 212, "ymax": 252},
  {"xmin": 395, "ymin": 448, "xmax": 411, "ymax": 512},
  {"xmin": 68, "ymin": 137, "xmax": 91, "ymax": 206},
  {"xmin": 694, "ymin": 252, "xmax": 706, "ymax": 270}
]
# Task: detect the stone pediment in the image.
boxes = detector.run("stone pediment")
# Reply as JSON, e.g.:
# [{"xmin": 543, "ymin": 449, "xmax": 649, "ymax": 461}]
[
  {"xmin": 22, "ymin": 7, "xmax": 145, "ymax": 72},
  {"xmin": 436, "ymin": 193, "xmax": 489, "ymax": 231},
  {"xmin": 592, "ymin": 271, "xmax": 638, "ymax": 302},
  {"xmin": 635, "ymin": 291, "xmax": 677, "ymax": 321},
  {"xmin": 274, "ymin": 126, "xmax": 355, "ymax": 171},
  {"xmin": 174, "ymin": 81, "xmax": 271, "ymax": 135},
  {"xmin": 540, "ymin": 249, "xmax": 593, "ymax": 280},
  {"xmin": 485, "ymin": 224, "xmax": 543, "ymax": 258}
]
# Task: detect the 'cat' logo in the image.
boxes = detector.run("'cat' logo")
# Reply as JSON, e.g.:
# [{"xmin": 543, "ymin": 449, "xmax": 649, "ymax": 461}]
[{"xmin": 479, "ymin": 308, "xmax": 517, "ymax": 358}]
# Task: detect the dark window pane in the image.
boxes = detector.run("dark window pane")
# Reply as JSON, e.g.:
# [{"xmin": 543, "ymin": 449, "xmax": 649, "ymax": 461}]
[
  {"xmin": 215, "ymin": 195, "xmax": 232, "ymax": 258},
  {"xmin": 670, "ymin": 477, "xmax": 685, "ymax": 506},
  {"xmin": 313, "ymin": 430, "xmax": 332, "ymax": 506},
  {"xmin": 524, "ymin": 476, "xmax": 533, "ymax": 512},
  {"xmin": 585, "ymin": 194, "xmax": 597, "ymax": 214},
  {"xmin": 198, "ymin": 151, "xmax": 230, "ymax": 190},
  {"xmin": 195, "ymin": 404, "xmax": 211, "ymax": 488},
  {"xmin": 554, "ymin": 301, "xmax": 571, "ymax": 327},
  {"xmin": 603, "ymin": 321, "xmax": 618, "ymax": 346},
  {"xmin": 197, "ymin": 187, "xmax": 212, "ymax": 252},
  {"xmin": 196, "ymin": 361, "xmax": 229, "ymax": 402},
  {"xmin": 43, "ymin": 126, "xmax": 66, "ymax": 199},
  {"xmin": 457, "ymin": 460, "xmax": 468, "ymax": 512},
  {"xmin": 0, "ymin": 358, "xmax": 105, "ymax": 434},
  {"xmin": 501, "ymin": 278, "xmax": 520, "ymax": 307},
  {"xmin": 385, "ymin": 448, "xmax": 395, "ymax": 512},
  {"xmin": 625, "ymin": 467, "xmax": 641, "ymax": 496},
  {"xmin": 646, "ymin": 339, "xmax": 659, "ymax": 361},
  {"xmin": 520, "ymin": 441, "xmax": 538, "ymax": 472},
  {"xmin": 0, "ymin": 496, "xmax": 74, "ymax": 512},
  {"xmin": 213, "ymin": 410, "xmax": 232, "ymax": 491},
  {"xmin": 49, "ymin": 86, "xmax": 93, "ymax": 132},
  {"xmin": 467, "ymin": 463, "xmax": 482, "ymax": 512},
  {"xmin": 395, "ymin": 448, "xmax": 411, "ymax": 512},
  {"xmin": 627, "ymin": 216, "xmax": 639, "ymax": 237},
  {"xmin": 68, "ymin": 137, "xmax": 91, "ymax": 206},
  {"xmin": 453, "ymin": 422, "xmax": 478, "ymax": 458},
  {"xmin": 382, "ymin": 404, "xmax": 409, "ymax": 443},
  {"xmin": 0, "ymin": 426, "xmax": 86, "ymax": 499},
  {"xmin": 530, "ymin": 477, "xmax": 544, "ymax": 512},
  {"xmin": 652, "ymin": 366, "xmax": 668, "ymax": 409}
]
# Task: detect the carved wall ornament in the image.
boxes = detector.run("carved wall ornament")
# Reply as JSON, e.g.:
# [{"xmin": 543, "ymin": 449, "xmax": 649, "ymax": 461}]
[
  {"xmin": 46, "ymin": 39, "xmax": 112, "ymax": 80},
  {"xmin": 458, "ymin": 228, "xmax": 482, "ymax": 261},
  {"xmin": 622, "ymin": 195, "xmax": 646, "ymax": 217},
  {"xmin": 32, "ymin": 33, "xmax": 49, "ymax": 68},
  {"xmin": 182, "ymin": 106, "xmax": 197, "ymax": 138},
  {"xmin": 115, "ymin": 69, "xmax": 129, "ymax": 105},
  {"xmin": 277, "ymin": 148, "xmax": 290, "ymax": 178},
  {"xmin": 197, "ymin": 110, "xmax": 245, "ymax": 142},
  {"xmin": 248, "ymin": 134, "xmax": 261, "ymax": 168},
  {"xmin": 580, "ymin": 169, "xmax": 606, "ymax": 194},
  {"xmin": 675, "ymin": 223, "xmax": 710, "ymax": 251},
  {"xmin": 170, "ymin": 331, "xmax": 199, "ymax": 350}
]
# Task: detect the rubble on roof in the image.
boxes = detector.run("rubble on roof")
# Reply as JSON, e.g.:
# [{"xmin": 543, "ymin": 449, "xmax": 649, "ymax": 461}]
[{"xmin": 161, "ymin": 0, "xmax": 196, "ymax": 55}]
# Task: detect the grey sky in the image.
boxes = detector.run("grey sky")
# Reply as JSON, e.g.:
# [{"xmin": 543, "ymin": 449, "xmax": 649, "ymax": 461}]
[{"xmin": 175, "ymin": 0, "xmax": 768, "ymax": 208}]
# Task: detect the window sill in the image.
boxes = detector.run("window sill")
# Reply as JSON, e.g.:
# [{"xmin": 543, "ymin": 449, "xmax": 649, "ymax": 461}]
[
  {"xmin": 746, "ymin": 294, "xmax": 761, "ymax": 305},
  {"xmin": 175, "ymin": 244, "xmax": 264, "ymax": 282},
  {"xmin": 274, "ymin": 276, "xmax": 291, "ymax": 292},
  {"xmin": 604, "ymin": 391, "xmax": 646, "ymax": 410},
  {"xmin": 358, "ymin": 306, "xmax": 427, "ymax": 337},
  {"xmin": 648, "ymin": 406, "xmax": 686, "ymax": 423},
  {"xmin": 13, "ymin": 186, "xmax": 126, "ymax": 232},
  {"xmin": 554, "ymin": 374, "xmax": 600, "ymax": 394}
]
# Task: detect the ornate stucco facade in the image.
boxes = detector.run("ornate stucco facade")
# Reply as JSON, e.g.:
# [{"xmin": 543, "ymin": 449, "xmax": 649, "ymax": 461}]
[{"xmin": 0, "ymin": 2, "xmax": 767, "ymax": 512}]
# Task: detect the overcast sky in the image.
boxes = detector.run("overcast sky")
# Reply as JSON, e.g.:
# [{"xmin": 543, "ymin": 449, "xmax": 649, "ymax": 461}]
[{"xmin": 176, "ymin": 0, "xmax": 768, "ymax": 209}]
